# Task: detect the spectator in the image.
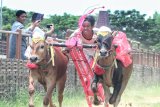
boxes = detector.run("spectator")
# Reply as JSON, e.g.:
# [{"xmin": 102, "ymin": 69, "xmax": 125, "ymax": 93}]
[
  {"xmin": 24, "ymin": 12, "xmax": 54, "ymax": 59},
  {"xmin": 27, "ymin": 12, "xmax": 54, "ymax": 39},
  {"xmin": 8, "ymin": 10, "xmax": 38, "ymax": 60}
]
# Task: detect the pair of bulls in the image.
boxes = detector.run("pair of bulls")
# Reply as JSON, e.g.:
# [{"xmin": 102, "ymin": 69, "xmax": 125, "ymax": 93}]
[{"xmin": 27, "ymin": 31, "xmax": 133, "ymax": 107}]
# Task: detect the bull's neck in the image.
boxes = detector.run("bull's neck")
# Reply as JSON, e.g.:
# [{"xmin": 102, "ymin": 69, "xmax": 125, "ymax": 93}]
[{"xmin": 37, "ymin": 48, "xmax": 52, "ymax": 70}]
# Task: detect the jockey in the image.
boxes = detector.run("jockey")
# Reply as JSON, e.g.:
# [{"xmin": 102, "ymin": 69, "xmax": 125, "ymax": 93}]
[{"xmin": 65, "ymin": 15, "xmax": 97, "ymax": 62}]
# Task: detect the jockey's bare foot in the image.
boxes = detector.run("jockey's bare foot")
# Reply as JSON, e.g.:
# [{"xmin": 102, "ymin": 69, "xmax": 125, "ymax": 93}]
[{"xmin": 91, "ymin": 82, "xmax": 97, "ymax": 93}]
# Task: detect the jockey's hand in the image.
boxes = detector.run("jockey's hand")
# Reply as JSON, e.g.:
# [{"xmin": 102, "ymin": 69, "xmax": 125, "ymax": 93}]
[
  {"xmin": 49, "ymin": 24, "xmax": 54, "ymax": 33},
  {"xmin": 34, "ymin": 20, "xmax": 41, "ymax": 26},
  {"xmin": 62, "ymin": 48, "xmax": 70, "ymax": 54}
]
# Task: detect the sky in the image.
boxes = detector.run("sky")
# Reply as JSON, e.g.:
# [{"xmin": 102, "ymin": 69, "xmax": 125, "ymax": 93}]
[{"xmin": 2, "ymin": 0, "xmax": 160, "ymax": 18}]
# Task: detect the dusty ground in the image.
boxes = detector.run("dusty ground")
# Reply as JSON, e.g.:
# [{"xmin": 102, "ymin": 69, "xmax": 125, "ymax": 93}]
[{"xmin": 91, "ymin": 97, "xmax": 160, "ymax": 107}]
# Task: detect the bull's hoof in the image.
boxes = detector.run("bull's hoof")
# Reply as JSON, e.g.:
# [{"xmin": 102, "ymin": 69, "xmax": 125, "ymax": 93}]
[
  {"xmin": 28, "ymin": 85, "xmax": 35, "ymax": 94},
  {"xmin": 50, "ymin": 103, "xmax": 56, "ymax": 107},
  {"xmin": 50, "ymin": 104, "xmax": 56, "ymax": 107},
  {"xmin": 93, "ymin": 98, "xmax": 100, "ymax": 105},
  {"xmin": 29, "ymin": 104, "xmax": 34, "ymax": 107},
  {"xmin": 91, "ymin": 82, "xmax": 97, "ymax": 93},
  {"xmin": 93, "ymin": 99, "xmax": 100, "ymax": 105},
  {"xmin": 109, "ymin": 95, "xmax": 116, "ymax": 104},
  {"xmin": 93, "ymin": 94, "xmax": 100, "ymax": 105}
]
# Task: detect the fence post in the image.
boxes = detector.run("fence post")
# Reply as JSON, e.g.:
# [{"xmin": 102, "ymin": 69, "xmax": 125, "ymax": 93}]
[
  {"xmin": 137, "ymin": 42, "xmax": 140, "ymax": 49},
  {"xmin": 141, "ymin": 49, "xmax": 143, "ymax": 65},
  {"xmin": 16, "ymin": 29, "xmax": 22, "ymax": 59},
  {"xmin": 146, "ymin": 50, "xmax": 150, "ymax": 66},
  {"xmin": 6, "ymin": 33, "xmax": 9, "ymax": 58},
  {"xmin": 158, "ymin": 53, "xmax": 160, "ymax": 68},
  {"xmin": 153, "ymin": 52, "xmax": 155, "ymax": 67}
]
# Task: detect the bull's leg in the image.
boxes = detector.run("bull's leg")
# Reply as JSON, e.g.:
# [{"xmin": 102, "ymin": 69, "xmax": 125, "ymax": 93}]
[
  {"xmin": 91, "ymin": 73, "xmax": 101, "ymax": 105},
  {"xmin": 114, "ymin": 64, "xmax": 133, "ymax": 107},
  {"xmin": 49, "ymin": 96, "xmax": 55, "ymax": 107},
  {"xmin": 57, "ymin": 74, "xmax": 67, "ymax": 107},
  {"xmin": 93, "ymin": 93, "xmax": 100, "ymax": 105},
  {"xmin": 113, "ymin": 77, "xmax": 128, "ymax": 107},
  {"xmin": 91, "ymin": 72, "xmax": 99, "ymax": 92},
  {"xmin": 103, "ymin": 83, "xmax": 111, "ymax": 107},
  {"xmin": 109, "ymin": 60, "xmax": 123, "ymax": 104},
  {"xmin": 28, "ymin": 71, "xmax": 35, "ymax": 107},
  {"xmin": 43, "ymin": 79, "xmax": 56, "ymax": 107}
]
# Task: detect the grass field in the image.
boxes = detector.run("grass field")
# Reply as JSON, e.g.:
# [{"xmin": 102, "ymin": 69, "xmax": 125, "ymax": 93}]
[{"xmin": 0, "ymin": 84, "xmax": 160, "ymax": 107}]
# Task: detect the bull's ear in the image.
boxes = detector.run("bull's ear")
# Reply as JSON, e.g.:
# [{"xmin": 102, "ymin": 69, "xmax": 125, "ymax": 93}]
[
  {"xmin": 112, "ymin": 31, "xmax": 118, "ymax": 36},
  {"xmin": 29, "ymin": 43, "xmax": 34, "ymax": 49},
  {"xmin": 113, "ymin": 44, "xmax": 118, "ymax": 49}
]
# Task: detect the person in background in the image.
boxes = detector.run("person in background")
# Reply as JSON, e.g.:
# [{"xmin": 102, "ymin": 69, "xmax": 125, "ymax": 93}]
[
  {"xmin": 27, "ymin": 12, "xmax": 54, "ymax": 39},
  {"xmin": 9, "ymin": 10, "xmax": 38, "ymax": 60},
  {"xmin": 24, "ymin": 12, "xmax": 54, "ymax": 59}
]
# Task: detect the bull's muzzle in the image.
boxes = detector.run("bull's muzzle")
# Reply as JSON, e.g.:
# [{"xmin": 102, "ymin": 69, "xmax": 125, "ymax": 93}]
[
  {"xmin": 30, "ymin": 56, "xmax": 38, "ymax": 62},
  {"xmin": 100, "ymin": 49, "xmax": 108, "ymax": 56}
]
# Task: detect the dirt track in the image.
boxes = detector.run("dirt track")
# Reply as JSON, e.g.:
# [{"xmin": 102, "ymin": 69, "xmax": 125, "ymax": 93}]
[{"xmin": 92, "ymin": 97, "xmax": 160, "ymax": 107}]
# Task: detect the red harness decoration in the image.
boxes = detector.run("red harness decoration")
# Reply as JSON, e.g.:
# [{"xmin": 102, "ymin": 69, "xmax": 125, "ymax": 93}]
[
  {"xmin": 94, "ymin": 63, "xmax": 106, "ymax": 75},
  {"xmin": 26, "ymin": 61, "xmax": 38, "ymax": 70}
]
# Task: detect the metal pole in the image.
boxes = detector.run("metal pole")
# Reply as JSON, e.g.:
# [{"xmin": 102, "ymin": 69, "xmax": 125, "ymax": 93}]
[{"xmin": 0, "ymin": 0, "xmax": 2, "ymax": 29}]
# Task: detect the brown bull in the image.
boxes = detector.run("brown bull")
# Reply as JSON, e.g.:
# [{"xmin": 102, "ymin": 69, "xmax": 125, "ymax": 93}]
[
  {"xmin": 27, "ymin": 38, "xmax": 68, "ymax": 107},
  {"xmin": 91, "ymin": 32, "xmax": 133, "ymax": 107}
]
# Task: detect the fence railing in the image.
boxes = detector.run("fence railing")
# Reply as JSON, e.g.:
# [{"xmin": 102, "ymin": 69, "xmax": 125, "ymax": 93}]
[
  {"xmin": 0, "ymin": 30, "xmax": 160, "ymax": 68},
  {"xmin": 0, "ymin": 58, "xmax": 160, "ymax": 98},
  {"xmin": 0, "ymin": 30, "xmax": 30, "ymax": 59},
  {"xmin": 132, "ymin": 49, "xmax": 160, "ymax": 68}
]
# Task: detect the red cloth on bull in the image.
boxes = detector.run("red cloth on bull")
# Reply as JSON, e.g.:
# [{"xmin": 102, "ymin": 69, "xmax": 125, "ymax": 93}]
[
  {"xmin": 112, "ymin": 31, "xmax": 132, "ymax": 67},
  {"xmin": 94, "ymin": 63, "xmax": 106, "ymax": 75}
]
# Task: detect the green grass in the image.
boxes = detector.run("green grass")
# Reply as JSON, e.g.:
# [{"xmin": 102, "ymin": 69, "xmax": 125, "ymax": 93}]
[
  {"xmin": 0, "ymin": 85, "xmax": 160, "ymax": 107},
  {"xmin": 121, "ymin": 85, "xmax": 160, "ymax": 107}
]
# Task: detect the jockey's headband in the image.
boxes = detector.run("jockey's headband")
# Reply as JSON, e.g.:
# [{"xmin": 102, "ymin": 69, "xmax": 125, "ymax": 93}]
[{"xmin": 78, "ymin": 6, "xmax": 105, "ymax": 31}]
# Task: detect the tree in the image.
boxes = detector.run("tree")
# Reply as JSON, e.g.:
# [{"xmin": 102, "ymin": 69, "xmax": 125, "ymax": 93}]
[
  {"xmin": 109, "ymin": 9, "xmax": 146, "ymax": 40},
  {"xmin": 41, "ymin": 13, "xmax": 79, "ymax": 39},
  {"xmin": 1, "ymin": 7, "xmax": 160, "ymax": 51}
]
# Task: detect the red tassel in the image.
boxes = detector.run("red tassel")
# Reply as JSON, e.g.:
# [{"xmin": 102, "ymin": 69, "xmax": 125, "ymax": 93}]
[{"xmin": 26, "ymin": 62, "xmax": 38, "ymax": 69}]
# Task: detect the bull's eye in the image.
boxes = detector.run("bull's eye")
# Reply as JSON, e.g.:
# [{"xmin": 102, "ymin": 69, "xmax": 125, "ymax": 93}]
[
  {"xmin": 40, "ymin": 45, "xmax": 44, "ymax": 49},
  {"xmin": 103, "ymin": 41, "xmax": 107, "ymax": 45},
  {"xmin": 109, "ymin": 50, "xmax": 112, "ymax": 55},
  {"xmin": 103, "ymin": 41, "xmax": 109, "ymax": 49}
]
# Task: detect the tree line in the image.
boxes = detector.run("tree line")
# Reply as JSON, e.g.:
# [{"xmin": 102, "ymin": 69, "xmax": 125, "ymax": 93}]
[{"xmin": 1, "ymin": 7, "xmax": 160, "ymax": 51}]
